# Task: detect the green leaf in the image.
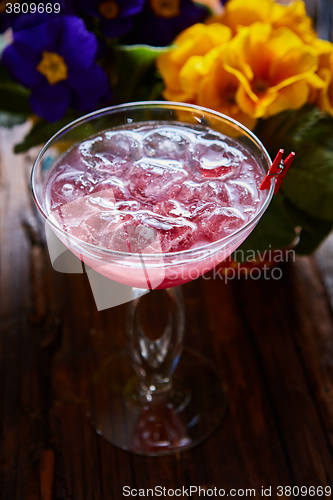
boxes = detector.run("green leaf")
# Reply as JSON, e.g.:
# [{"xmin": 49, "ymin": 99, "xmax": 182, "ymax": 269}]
[
  {"xmin": 296, "ymin": 221, "xmax": 333, "ymax": 254},
  {"xmin": 255, "ymin": 107, "xmax": 333, "ymax": 222},
  {"xmin": 235, "ymin": 194, "xmax": 297, "ymax": 260},
  {"xmin": 283, "ymin": 198, "xmax": 333, "ymax": 254},
  {"xmin": 112, "ymin": 44, "xmax": 168, "ymax": 102},
  {"xmin": 0, "ymin": 65, "xmax": 31, "ymax": 115},
  {"xmin": 281, "ymin": 148, "xmax": 333, "ymax": 220},
  {"xmin": 255, "ymin": 106, "xmax": 322, "ymax": 153},
  {"xmin": 236, "ymin": 177, "xmax": 333, "ymax": 259},
  {"xmin": 14, "ymin": 116, "xmax": 76, "ymax": 153}
]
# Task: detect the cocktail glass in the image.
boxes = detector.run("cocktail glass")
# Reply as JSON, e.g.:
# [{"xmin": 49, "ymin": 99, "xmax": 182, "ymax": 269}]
[{"xmin": 31, "ymin": 102, "xmax": 274, "ymax": 455}]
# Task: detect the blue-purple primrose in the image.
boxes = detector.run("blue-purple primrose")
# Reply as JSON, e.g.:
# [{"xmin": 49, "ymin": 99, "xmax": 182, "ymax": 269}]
[
  {"xmin": 129, "ymin": 0, "xmax": 209, "ymax": 46},
  {"xmin": 80, "ymin": 0, "xmax": 146, "ymax": 38},
  {"xmin": 0, "ymin": 0, "xmax": 72, "ymax": 33},
  {"xmin": 2, "ymin": 15, "xmax": 109, "ymax": 122}
]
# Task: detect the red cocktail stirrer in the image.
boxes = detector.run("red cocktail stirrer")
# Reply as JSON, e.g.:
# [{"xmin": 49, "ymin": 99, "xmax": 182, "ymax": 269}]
[{"xmin": 260, "ymin": 149, "xmax": 295, "ymax": 194}]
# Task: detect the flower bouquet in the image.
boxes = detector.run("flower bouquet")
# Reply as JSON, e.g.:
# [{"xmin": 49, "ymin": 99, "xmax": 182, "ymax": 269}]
[{"xmin": 1, "ymin": 0, "xmax": 333, "ymax": 262}]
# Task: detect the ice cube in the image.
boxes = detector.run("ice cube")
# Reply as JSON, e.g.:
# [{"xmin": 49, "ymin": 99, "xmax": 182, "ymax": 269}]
[
  {"xmin": 46, "ymin": 166, "xmax": 100, "ymax": 210},
  {"xmin": 189, "ymin": 201, "xmax": 217, "ymax": 218},
  {"xmin": 203, "ymin": 207, "xmax": 246, "ymax": 240},
  {"xmin": 51, "ymin": 189, "xmax": 117, "ymax": 239},
  {"xmin": 143, "ymin": 128, "xmax": 190, "ymax": 160},
  {"xmin": 104, "ymin": 218, "xmax": 161, "ymax": 253},
  {"xmin": 156, "ymin": 200, "xmax": 192, "ymax": 219},
  {"xmin": 160, "ymin": 221, "xmax": 196, "ymax": 252},
  {"xmin": 177, "ymin": 180, "xmax": 227, "ymax": 204},
  {"xmin": 139, "ymin": 210, "xmax": 196, "ymax": 251},
  {"xmin": 94, "ymin": 213, "xmax": 133, "ymax": 251},
  {"xmin": 94, "ymin": 175, "xmax": 129, "ymax": 201},
  {"xmin": 103, "ymin": 131, "xmax": 142, "ymax": 161},
  {"xmin": 78, "ymin": 132, "xmax": 141, "ymax": 174},
  {"xmin": 127, "ymin": 159, "xmax": 186, "ymax": 200},
  {"xmin": 193, "ymin": 138, "xmax": 244, "ymax": 177},
  {"xmin": 227, "ymin": 179, "xmax": 259, "ymax": 207}
]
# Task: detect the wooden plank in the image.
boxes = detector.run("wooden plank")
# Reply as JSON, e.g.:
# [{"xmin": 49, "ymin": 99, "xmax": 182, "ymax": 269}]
[
  {"xmin": 42, "ymin": 277, "xmax": 288, "ymax": 495},
  {"xmin": 87, "ymin": 278, "xmax": 291, "ymax": 497},
  {"xmin": 0, "ymin": 126, "xmax": 44, "ymax": 499},
  {"xmin": 316, "ymin": 234, "xmax": 333, "ymax": 310},
  {"xmin": 234, "ymin": 261, "xmax": 333, "ymax": 484},
  {"xmin": 290, "ymin": 257, "xmax": 333, "ymax": 448}
]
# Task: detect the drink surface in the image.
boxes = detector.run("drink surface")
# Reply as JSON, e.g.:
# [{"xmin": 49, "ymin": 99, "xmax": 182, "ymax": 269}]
[{"xmin": 45, "ymin": 122, "xmax": 265, "ymax": 255}]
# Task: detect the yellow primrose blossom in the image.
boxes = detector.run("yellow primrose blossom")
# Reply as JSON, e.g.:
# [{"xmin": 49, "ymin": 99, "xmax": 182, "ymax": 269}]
[
  {"xmin": 157, "ymin": 23, "xmax": 231, "ymax": 101},
  {"xmin": 196, "ymin": 47, "xmax": 256, "ymax": 129},
  {"xmin": 158, "ymin": 36, "xmax": 255, "ymax": 128},
  {"xmin": 316, "ymin": 49, "xmax": 333, "ymax": 115},
  {"xmin": 220, "ymin": 0, "xmax": 316, "ymax": 46},
  {"xmin": 219, "ymin": 0, "xmax": 273, "ymax": 32},
  {"xmin": 306, "ymin": 39, "xmax": 333, "ymax": 103},
  {"xmin": 223, "ymin": 23, "xmax": 324, "ymax": 118},
  {"xmin": 271, "ymin": 1, "xmax": 316, "ymax": 43}
]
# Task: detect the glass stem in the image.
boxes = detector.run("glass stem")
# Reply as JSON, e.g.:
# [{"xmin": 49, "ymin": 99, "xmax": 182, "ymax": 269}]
[{"xmin": 127, "ymin": 287, "xmax": 185, "ymax": 403}]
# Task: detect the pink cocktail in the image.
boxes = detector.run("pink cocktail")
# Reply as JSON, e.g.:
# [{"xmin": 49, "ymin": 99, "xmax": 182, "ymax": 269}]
[
  {"xmin": 44, "ymin": 121, "xmax": 267, "ymax": 289},
  {"xmin": 32, "ymin": 102, "xmax": 274, "ymax": 455}
]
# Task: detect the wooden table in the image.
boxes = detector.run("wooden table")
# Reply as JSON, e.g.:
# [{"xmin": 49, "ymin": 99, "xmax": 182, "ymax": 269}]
[{"xmin": 1, "ymin": 3, "xmax": 333, "ymax": 496}]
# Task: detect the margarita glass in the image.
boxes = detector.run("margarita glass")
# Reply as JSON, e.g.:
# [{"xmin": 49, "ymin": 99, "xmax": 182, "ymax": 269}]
[{"xmin": 31, "ymin": 102, "xmax": 274, "ymax": 455}]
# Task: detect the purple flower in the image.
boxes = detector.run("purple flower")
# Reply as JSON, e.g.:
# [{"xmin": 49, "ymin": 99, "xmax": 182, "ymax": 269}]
[
  {"xmin": 1, "ymin": 15, "xmax": 109, "ymax": 122},
  {"xmin": 80, "ymin": 0, "xmax": 145, "ymax": 38},
  {"xmin": 0, "ymin": 1, "xmax": 73, "ymax": 33},
  {"xmin": 128, "ymin": 0, "xmax": 208, "ymax": 46}
]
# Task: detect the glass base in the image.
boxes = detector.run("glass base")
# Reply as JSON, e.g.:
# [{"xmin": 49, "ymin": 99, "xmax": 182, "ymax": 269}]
[{"xmin": 88, "ymin": 348, "xmax": 226, "ymax": 456}]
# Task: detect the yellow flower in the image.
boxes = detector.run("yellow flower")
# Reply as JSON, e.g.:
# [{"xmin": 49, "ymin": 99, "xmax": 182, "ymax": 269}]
[
  {"xmin": 157, "ymin": 23, "xmax": 255, "ymax": 127},
  {"xmin": 271, "ymin": 0, "xmax": 316, "ymax": 44},
  {"xmin": 223, "ymin": 23, "xmax": 324, "ymax": 118},
  {"xmin": 196, "ymin": 47, "xmax": 257, "ymax": 129},
  {"xmin": 157, "ymin": 23, "xmax": 231, "ymax": 101},
  {"xmin": 316, "ymin": 49, "xmax": 333, "ymax": 115},
  {"xmin": 219, "ymin": 0, "xmax": 273, "ymax": 32},
  {"xmin": 157, "ymin": 3, "xmax": 330, "ymax": 128},
  {"xmin": 220, "ymin": 0, "xmax": 316, "ymax": 45},
  {"xmin": 306, "ymin": 39, "xmax": 333, "ymax": 104}
]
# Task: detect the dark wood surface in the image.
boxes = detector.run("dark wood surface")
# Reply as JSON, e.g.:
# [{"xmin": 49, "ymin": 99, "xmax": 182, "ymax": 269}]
[{"xmin": 1, "ymin": 3, "xmax": 333, "ymax": 496}]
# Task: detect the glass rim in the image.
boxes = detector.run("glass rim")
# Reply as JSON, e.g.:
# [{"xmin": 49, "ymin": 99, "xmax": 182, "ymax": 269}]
[{"xmin": 31, "ymin": 100, "xmax": 275, "ymax": 260}]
